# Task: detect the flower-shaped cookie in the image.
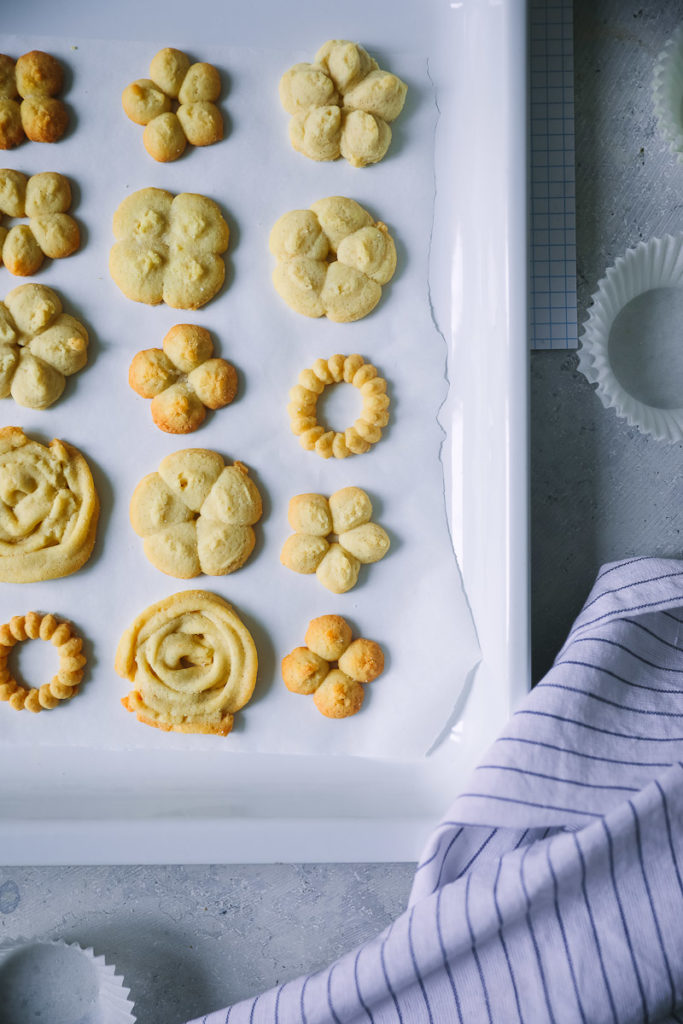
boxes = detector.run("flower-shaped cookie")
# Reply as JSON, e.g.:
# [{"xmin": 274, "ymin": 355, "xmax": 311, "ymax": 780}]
[
  {"xmin": 270, "ymin": 196, "xmax": 396, "ymax": 322},
  {"xmin": 122, "ymin": 47, "xmax": 223, "ymax": 162},
  {"xmin": 282, "ymin": 614, "xmax": 384, "ymax": 718},
  {"xmin": 279, "ymin": 39, "xmax": 407, "ymax": 167},
  {"xmin": 130, "ymin": 448, "xmax": 262, "ymax": 579},
  {"xmin": 0, "ymin": 170, "xmax": 79, "ymax": 276},
  {"xmin": 280, "ymin": 486, "xmax": 390, "ymax": 594},
  {"xmin": 0, "ymin": 51, "xmax": 68, "ymax": 149},
  {"xmin": 0, "ymin": 284, "xmax": 88, "ymax": 409},
  {"xmin": 129, "ymin": 323, "xmax": 237, "ymax": 433},
  {"xmin": 109, "ymin": 187, "xmax": 229, "ymax": 309}
]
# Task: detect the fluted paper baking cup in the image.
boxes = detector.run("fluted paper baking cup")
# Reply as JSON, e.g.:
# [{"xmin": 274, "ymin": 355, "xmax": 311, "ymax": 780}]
[
  {"xmin": 0, "ymin": 938, "xmax": 136, "ymax": 1023},
  {"xmin": 578, "ymin": 234, "xmax": 683, "ymax": 442},
  {"xmin": 653, "ymin": 23, "xmax": 683, "ymax": 161}
]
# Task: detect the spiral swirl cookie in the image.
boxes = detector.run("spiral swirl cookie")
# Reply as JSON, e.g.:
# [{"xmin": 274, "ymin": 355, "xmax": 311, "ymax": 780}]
[
  {"xmin": 116, "ymin": 590, "xmax": 258, "ymax": 735},
  {"xmin": 130, "ymin": 449, "xmax": 262, "ymax": 578},
  {"xmin": 270, "ymin": 197, "xmax": 396, "ymax": 322},
  {"xmin": 0, "ymin": 170, "xmax": 80, "ymax": 276},
  {"xmin": 0, "ymin": 612, "xmax": 86, "ymax": 712},
  {"xmin": 0, "ymin": 51, "xmax": 68, "ymax": 149},
  {"xmin": 288, "ymin": 354, "xmax": 390, "ymax": 458},
  {"xmin": 280, "ymin": 39, "xmax": 407, "ymax": 167},
  {"xmin": 0, "ymin": 427, "xmax": 99, "ymax": 583}
]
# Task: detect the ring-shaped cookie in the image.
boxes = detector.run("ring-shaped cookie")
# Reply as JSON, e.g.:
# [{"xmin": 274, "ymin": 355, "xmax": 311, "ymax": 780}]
[
  {"xmin": 287, "ymin": 353, "xmax": 389, "ymax": 459},
  {"xmin": 0, "ymin": 612, "xmax": 86, "ymax": 712}
]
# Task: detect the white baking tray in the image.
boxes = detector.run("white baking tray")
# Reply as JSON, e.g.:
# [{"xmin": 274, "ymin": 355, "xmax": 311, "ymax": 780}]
[{"xmin": 0, "ymin": 0, "xmax": 529, "ymax": 863}]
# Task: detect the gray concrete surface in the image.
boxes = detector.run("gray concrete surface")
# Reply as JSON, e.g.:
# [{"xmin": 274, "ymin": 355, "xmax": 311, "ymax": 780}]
[{"xmin": 3, "ymin": 2, "xmax": 683, "ymax": 1021}]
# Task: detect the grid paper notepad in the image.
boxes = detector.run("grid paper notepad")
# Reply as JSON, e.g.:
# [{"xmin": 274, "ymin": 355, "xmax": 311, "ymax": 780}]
[{"xmin": 529, "ymin": 0, "xmax": 578, "ymax": 350}]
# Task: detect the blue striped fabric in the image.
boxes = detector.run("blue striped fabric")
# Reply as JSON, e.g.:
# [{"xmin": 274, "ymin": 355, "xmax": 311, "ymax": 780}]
[{"xmin": 187, "ymin": 558, "xmax": 683, "ymax": 1024}]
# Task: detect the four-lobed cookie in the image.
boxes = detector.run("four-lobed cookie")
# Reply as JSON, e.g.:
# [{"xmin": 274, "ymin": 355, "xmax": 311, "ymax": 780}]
[
  {"xmin": 116, "ymin": 589, "xmax": 258, "ymax": 735},
  {"xmin": 109, "ymin": 187, "xmax": 229, "ymax": 309},
  {"xmin": 0, "ymin": 427, "xmax": 99, "ymax": 583},
  {"xmin": 0, "ymin": 51, "xmax": 68, "ymax": 150},
  {"xmin": 122, "ymin": 47, "xmax": 223, "ymax": 162},
  {"xmin": 129, "ymin": 323, "xmax": 237, "ymax": 433},
  {"xmin": 130, "ymin": 448, "xmax": 262, "ymax": 579},
  {"xmin": 0, "ymin": 283, "xmax": 88, "ymax": 409},
  {"xmin": 270, "ymin": 196, "xmax": 396, "ymax": 321},
  {"xmin": 280, "ymin": 39, "xmax": 407, "ymax": 167},
  {"xmin": 0, "ymin": 612, "xmax": 86, "ymax": 713},
  {"xmin": 282, "ymin": 614, "xmax": 385, "ymax": 718},
  {"xmin": 281, "ymin": 486, "xmax": 390, "ymax": 594},
  {"xmin": 0, "ymin": 169, "xmax": 80, "ymax": 276}
]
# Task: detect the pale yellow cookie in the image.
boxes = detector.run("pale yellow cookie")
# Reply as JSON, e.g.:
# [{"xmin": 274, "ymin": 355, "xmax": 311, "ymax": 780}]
[
  {"xmin": 130, "ymin": 449, "xmax": 262, "ymax": 578},
  {"xmin": 279, "ymin": 40, "xmax": 407, "ymax": 167},
  {"xmin": 0, "ymin": 426, "xmax": 99, "ymax": 582},
  {"xmin": 271, "ymin": 200, "xmax": 396, "ymax": 321},
  {"xmin": 0, "ymin": 51, "xmax": 68, "ymax": 149},
  {"xmin": 0, "ymin": 169, "xmax": 79, "ymax": 275},
  {"xmin": 110, "ymin": 187, "xmax": 229, "ymax": 309},
  {"xmin": 116, "ymin": 590, "xmax": 257, "ymax": 736},
  {"xmin": 0, "ymin": 612, "xmax": 86, "ymax": 712}
]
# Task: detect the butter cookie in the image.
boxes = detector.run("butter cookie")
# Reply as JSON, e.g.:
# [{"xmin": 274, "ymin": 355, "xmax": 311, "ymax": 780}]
[
  {"xmin": 0, "ymin": 170, "xmax": 79, "ymax": 275},
  {"xmin": 0, "ymin": 51, "xmax": 68, "ymax": 149},
  {"xmin": 0, "ymin": 612, "xmax": 86, "ymax": 712}
]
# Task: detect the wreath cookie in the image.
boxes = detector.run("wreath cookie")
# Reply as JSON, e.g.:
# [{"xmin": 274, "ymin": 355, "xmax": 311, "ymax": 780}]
[
  {"xmin": 282, "ymin": 614, "xmax": 384, "ymax": 718},
  {"xmin": 269, "ymin": 196, "xmax": 396, "ymax": 322},
  {"xmin": 0, "ymin": 170, "xmax": 79, "ymax": 276},
  {"xmin": 279, "ymin": 40, "xmax": 407, "ymax": 167},
  {"xmin": 0, "ymin": 612, "xmax": 86, "ymax": 712},
  {"xmin": 116, "ymin": 590, "xmax": 258, "ymax": 736},
  {"xmin": 0, "ymin": 51, "xmax": 68, "ymax": 149},
  {"xmin": 288, "ymin": 354, "xmax": 390, "ymax": 459},
  {"xmin": 122, "ymin": 47, "xmax": 223, "ymax": 162}
]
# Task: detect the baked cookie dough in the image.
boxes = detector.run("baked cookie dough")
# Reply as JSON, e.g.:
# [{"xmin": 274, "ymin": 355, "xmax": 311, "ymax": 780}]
[
  {"xmin": 116, "ymin": 589, "xmax": 258, "ymax": 735},
  {"xmin": 0, "ymin": 612, "xmax": 86, "ymax": 712},
  {"xmin": 0, "ymin": 283, "xmax": 88, "ymax": 409},
  {"xmin": 0, "ymin": 170, "xmax": 80, "ymax": 276},
  {"xmin": 129, "ymin": 323, "xmax": 237, "ymax": 433},
  {"xmin": 281, "ymin": 486, "xmax": 390, "ymax": 594},
  {"xmin": 122, "ymin": 47, "xmax": 223, "ymax": 162},
  {"xmin": 279, "ymin": 40, "xmax": 407, "ymax": 167},
  {"xmin": 130, "ymin": 448, "xmax": 262, "ymax": 578},
  {"xmin": 109, "ymin": 187, "xmax": 229, "ymax": 309},
  {"xmin": 282, "ymin": 614, "xmax": 384, "ymax": 718},
  {"xmin": 0, "ymin": 51, "xmax": 68, "ymax": 149},
  {"xmin": 270, "ymin": 196, "xmax": 396, "ymax": 322},
  {"xmin": 288, "ymin": 354, "xmax": 390, "ymax": 458},
  {"xmin": 0, "ymin": 427, "xmax": 99, "ymax": 583}
]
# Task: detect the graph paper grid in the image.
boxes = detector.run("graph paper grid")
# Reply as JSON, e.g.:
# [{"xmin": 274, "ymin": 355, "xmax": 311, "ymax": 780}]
[{"xmin": 529, "ymin": 0, "xmax": 578, "ymax": 350}]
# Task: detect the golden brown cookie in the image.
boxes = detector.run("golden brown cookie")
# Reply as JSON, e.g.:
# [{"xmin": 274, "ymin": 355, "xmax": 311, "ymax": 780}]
[
  {"xmin": 270, "ymin": 198, "xmax": 396, "ymax": 322},
  {"xmin": 116, "ymin": 589, "xmax": 257, "ymax": 735},
  {"xmin": 109, "ymin": 187, "xmax": 229, "ymax": 309},
  {"xmin": 122, "ymin": 48, "xmax": 223, "ymax": 162},
  {"xmin": 0, "ymin": 427, "xmax": 99, "ymax": 582},
  {"xmin": 129, "ymin": 323, "xmax": 237, "ymax": 433},
  {"xmin": 0, "ymin": 51, "xmax": 68, "ymax": 149},
  {"xmin": 280, "ymin": 487, "xmax": 390, "ymax": 593},
  {"xmin": 0, "ymin": 612, "xmax": 86, "ymax": 712},
  {"xmin": 0, "ymin": 170, "xmax": 79, "ymax": 275},
  {"xmin": 130, "ymin": 448, "xmax": 262, "ymax": 578},
  {"xmin": 280, "ymin": 40, "xmax": 407, "ymax": 167},
  {"xmin": 0, "ymin": 283, "xmax": 88, "ymax": 409}
]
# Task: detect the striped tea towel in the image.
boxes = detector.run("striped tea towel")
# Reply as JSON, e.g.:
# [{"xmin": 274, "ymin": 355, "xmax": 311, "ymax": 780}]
[{"xmin": 188, "ymin": 556, "xmax": 683, "ymax": 1023}]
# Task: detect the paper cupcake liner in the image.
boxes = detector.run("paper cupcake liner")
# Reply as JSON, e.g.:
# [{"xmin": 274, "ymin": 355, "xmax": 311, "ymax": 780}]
[
  {"xmin": 653, "ymin": 23, "xmax": 683, "ymax": 161},
  {"xmin": 578, "ymin": 233, "xmax": 683, "ymax": 442},
  {"xmin": 0, "ymin": 937, "xmax": 136, "ymax": 1023}
]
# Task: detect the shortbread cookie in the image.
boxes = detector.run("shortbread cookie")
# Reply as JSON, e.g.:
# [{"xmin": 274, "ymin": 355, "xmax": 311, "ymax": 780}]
[
  {"xmin": 0, "ymin": 283, "xmax": 88, "ymax": 409},
  {"xmin": 0, "ymin": 612, "xmax": 86, "ymax": 712},
  {"xmin": 129, "ymin": 323, "xmax": 237, "ymax": 433},
  {"xmin": 0, "ymin": 170, "xmax": 79, "ymax": 275},
  {"xmin": 116, "ymin": 589, "xmax": 257, "ymax": 735},
  {"xmin": 282, "ymin": 614, "xmax": 384, "ymax": 718},
  {"xmin": 122, "ymin": 47, "xmax": 223, "ymax": 162},
  {"xmin": 0, "ymin": 51, "xmax": 68, "ymax": 149},
  {"xmin": 280, "ymin": 486, "xmax": 390, "ymax": 594},
  {"xmin": 0, "ymin": 427, "xmax": 99, "ymax": 582},
  {"xmin": 109, "ymin": 187, "xmax": 229, "ymax": 309},
  {"xmin": 130, "ymin": 448, "xmax": 262, "ymax": 578},
  {"xmin": 270, "ymin": 197, "xmax": 396, "ymax": 321},
  {"xmin": 280, "ymin": 40, "xmax": 407, "ymax": 167},
  {"xmin": 288, "ymin": 354, "xmax": 390, "ymax": 459}
]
